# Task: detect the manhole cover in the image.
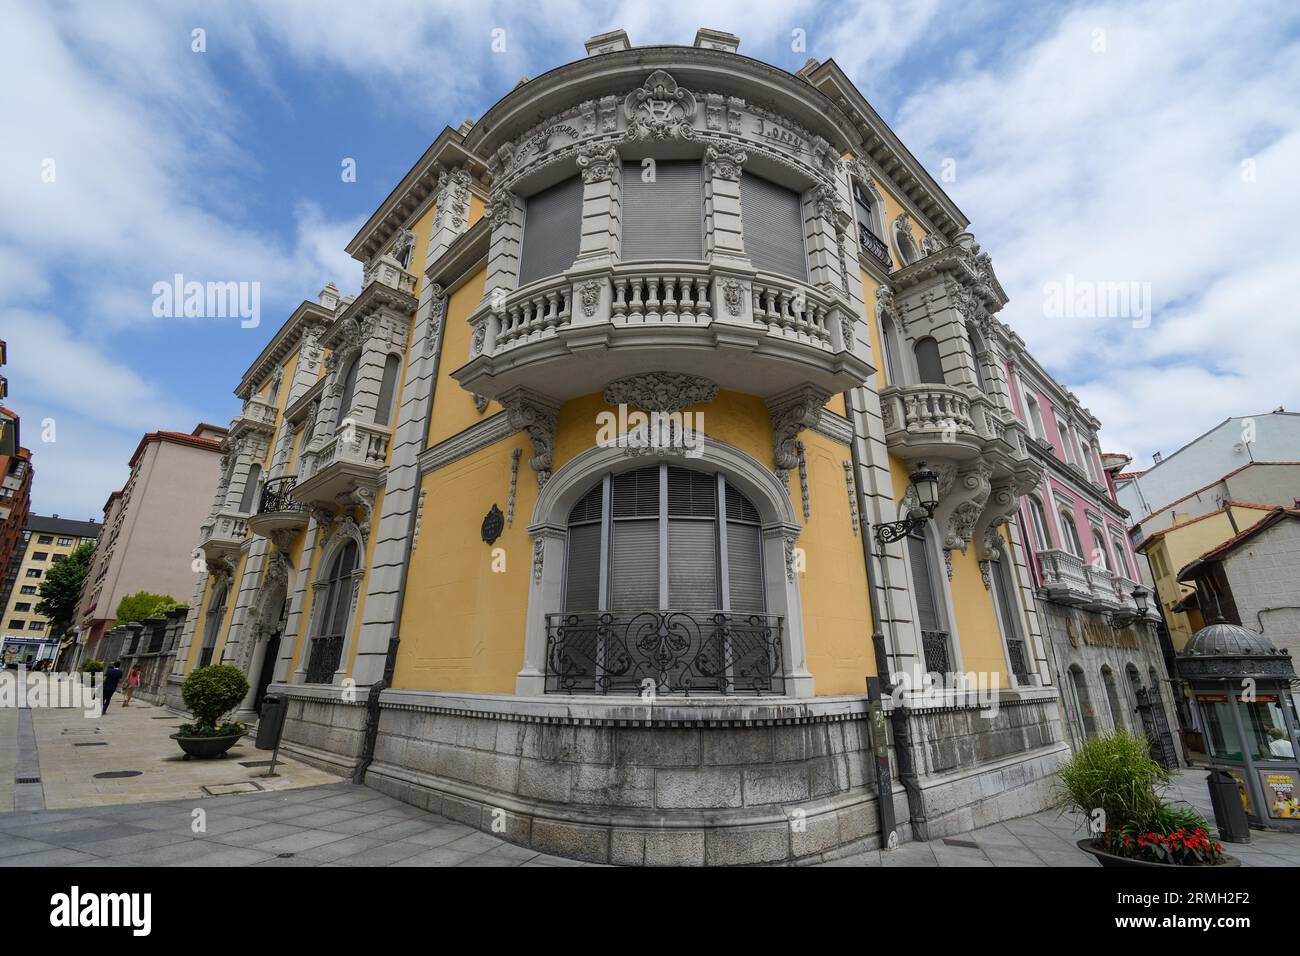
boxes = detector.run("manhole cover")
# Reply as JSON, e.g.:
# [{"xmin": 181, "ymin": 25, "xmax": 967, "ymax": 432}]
[
  {"xmin": 239, "ymin": 760, "xmax": 273, "ymax": 767},
  {"xmin": 74, "ymin": 742, "xmax": 109, "ymax": 747},
  {"xmin": 15, "ymin": 775, "xmax": 41, "ymax": 784},
  {"xmin": 277, "ymin": 852, "xmax": 295, "ymax": 859},
  {"xmin": 202, "ymin": 781, "xmax": 263, "ymax": 796},
  {"xmin": 93, "ymin": 771, "xmax": 142, "ymax": 779}
]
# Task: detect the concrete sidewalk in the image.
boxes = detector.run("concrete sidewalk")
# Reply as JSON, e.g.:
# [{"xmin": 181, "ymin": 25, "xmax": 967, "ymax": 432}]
[{"xmin": 4, "ymin": 678, "xmax": 338, "ymax": 811}]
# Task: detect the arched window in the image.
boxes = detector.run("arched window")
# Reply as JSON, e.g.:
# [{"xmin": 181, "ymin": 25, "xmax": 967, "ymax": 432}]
[
  {"xmin": 374, "ymin": 354, "xmax": 402, "ymax": 427},
  {"xmin": 1090, "ymin": 524, "xmax": 1112, "ymax": 571},
  {"xmin": 1102, "ymin": 666, "xmax": 1125, "ymax": 731},
  {"xmin": 518, "ymin": 174, "xmax": 583, "ymax": 286},
  {"xmin": 906, "ymin": 523, "xmax": 951, "ymax": 674},
  {"xmin": 852, "ymin": 178, "xmax": 888, "ymax": 264},
  {"xmin": 306, "ymin": 539, "xmax": 359, "ymax": 683},
  {"xmin": 557, "ymin": 464, "xmax": 773, "ymax": 695},
  {"xmin": 563, "ymin": 464, "xmax": 764, "ymax": 614},
  {"xmin": 968, "ymin": 325, "xmax": 990, "ymax": 394},
  {"xmin": 198, "ymin": 581, "xmax": 228, "ymax": 669},
  {"xmin": 237, "ymin": 463, "xmax": 262, "ymax": 515},
  {"xmin": 1059, "ymin": 511, "xmax": 1084, "ymax": 558},
  {"xmin": 895, "ymin": 220, "xmax": 920, "ymax": 266},
  {"xmin": 1111, "ymin": 533, "xmax": 1133, "ymax": 578},
  {"xmin": 1069, "ymin": 665, "xmax": 1098, "ymax": 738},
  {"xmin": 1026, "ymin": 495, "xmax": 1051, "ymax": 550},
  {"xmin": 1024, "ymin": 392, "xmax": 1046, "ymax": 439},
  {"xmin": 334, "ymin": 355, "xmax": 359, "ymax": 429},
  {"xmin": 913, "ymin": 336, "xmax": 945, "ymax": 385}
]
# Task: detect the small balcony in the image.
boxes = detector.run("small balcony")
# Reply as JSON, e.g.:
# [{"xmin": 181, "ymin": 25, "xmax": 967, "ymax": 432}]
[
  {"xmin": 198, "ymin": 508, "xmax": 248, "ymax": 564},
  {"xmin": 881, "ymin": 384, "xmax": 1035, "ymax": 482},
  {"xmin": 857, "ymin": 223, "xmax": 893, "ymax": 270},
  {"xmin": 292, "ymin": 420, "xmax": 391, "ymax": 508},
  {"xmin": 453, "ymin": 261, "xmax": 871, "ymax": 406},
  {"xmin": 545, "ymin": 609, "xmax": 785, "ymax": 696},
  {"xmin": 228, "ymin": 396, "xmax": 277, "ymax": 441},
  {"xmin": 247, "ymin": 476, "xmax": 310, "ymax": 538},
  {"xmin": 1037, "ymin": 549, "xmax": 1131, "ymax": 612}
]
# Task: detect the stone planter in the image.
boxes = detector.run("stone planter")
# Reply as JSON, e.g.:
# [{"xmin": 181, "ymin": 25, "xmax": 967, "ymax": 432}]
[
  {"xmin": 171, "ymin": 731, "xmax": 244, "ymax": 759},
  {"xmin": 1075, "ymin": 838, "xmax": 1240, "ymax": 868}
]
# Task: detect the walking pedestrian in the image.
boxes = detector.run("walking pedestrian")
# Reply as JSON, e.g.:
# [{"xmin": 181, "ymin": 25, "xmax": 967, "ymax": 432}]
[
  {"xmin": 122, "ymin": 664, "xmax": 142, "ymax": 707},
  {"xmin": 101, "ymin": 661, "xmax": 124, "ymax": 714}
]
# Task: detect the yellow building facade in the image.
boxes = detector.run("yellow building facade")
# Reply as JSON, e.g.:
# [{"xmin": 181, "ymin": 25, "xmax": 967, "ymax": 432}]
[{"xmin": 176, "ymin": 29, "xmax": 1077, "ymax": 864}]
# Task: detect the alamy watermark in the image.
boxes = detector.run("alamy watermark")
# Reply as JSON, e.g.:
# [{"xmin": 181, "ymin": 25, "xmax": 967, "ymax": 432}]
[
  {"xmin": 1042, "ymin": 274, "xmax": 1152, "ymax": 328},
  {"xmin": 596, "ymin": 405, "xmax": 705, "ymax": 458},
  {"xmin": 152, "ymin": 274, "xmax": 261, "ymax": 328}
]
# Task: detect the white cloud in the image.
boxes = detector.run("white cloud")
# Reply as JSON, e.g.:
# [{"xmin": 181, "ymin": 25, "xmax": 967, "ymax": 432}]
[{"xmin": 892, "ymin": 0, "xmax": 1300, "ymax": 465}]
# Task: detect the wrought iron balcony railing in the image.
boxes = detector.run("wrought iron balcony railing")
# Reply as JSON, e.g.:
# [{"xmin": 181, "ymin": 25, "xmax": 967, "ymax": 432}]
[
  {"xmin": 304, "ymin": 634, "xmax": 344, "ymax": 684},
  {"xmin": 858, "ymin": 223, "xmax": 893, "ymax": 269},
  {"xmin": 1006, "ymin": 637, "xmax": 1030, "ymax": 683},
  {"xmin": 257, "ymin": 476, "xmax": 308, "ymax": 516},
  {"xmin": 545, "ymin": 610, "xmax": 785, "ymax": 696}
]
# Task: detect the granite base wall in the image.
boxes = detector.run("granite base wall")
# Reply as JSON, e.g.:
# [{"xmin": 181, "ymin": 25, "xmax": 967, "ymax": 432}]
[
  {"xmin": 273, "ymin": 685, "xmax": 368, "ymax": 778},
  {"xmin": 364, "ymin": 692, "xmax": 908, "ymax": 865},
  {"xmin": 904, "ymin": 691, "xmax": 1069, "ymax": 837}
]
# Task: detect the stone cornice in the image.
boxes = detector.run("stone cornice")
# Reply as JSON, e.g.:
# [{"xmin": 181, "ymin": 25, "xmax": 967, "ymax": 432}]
[
  {"xmin": 235, "ymin": 301, "xmax": 333, "ymax": 400},
  {"xmin": 418, "ymin": 411, "xmax": 515, "ymax": 474},
  {"xmin": 425, "ymin": 217, "xmax": 490, "ymax": 293},
  {"xmin": 463, "ymin": 45, "xmax": 859, "ymax": 172},
  {"xmin": 346, "ymin": 129, "xmax": 491, "ymax": 265},
  {"xmin": 319, "ymin": 280, "xmax": 418, "ymax": 351}
]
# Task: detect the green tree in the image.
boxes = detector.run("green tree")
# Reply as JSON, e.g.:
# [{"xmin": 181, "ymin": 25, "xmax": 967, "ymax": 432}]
[
  {"xmin": 113, "ymin": 591, "xmax": 181, "ymax": 625},
  {"xmin": 34, "ymin": 541, "xmax": 95, "ymax": 640}
]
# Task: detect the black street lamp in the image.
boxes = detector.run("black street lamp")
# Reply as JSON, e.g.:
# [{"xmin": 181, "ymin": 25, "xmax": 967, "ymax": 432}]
[
  {"xmin": 1111, "ymin": 585, "xmax": 1152, "ymax": 629},
  {"xmin": 873, "ymin": 463, "xmax": 941, "ymax": 546}
]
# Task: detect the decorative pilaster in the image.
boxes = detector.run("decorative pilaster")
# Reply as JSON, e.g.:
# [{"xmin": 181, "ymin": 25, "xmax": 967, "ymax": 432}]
[
  {"xmin": 575, "ymin": 141, "xmax": 622, "ymax": 268},
  {"xmin": 704, "ymin": 144, "xmax": 749, "ymax": 265}
]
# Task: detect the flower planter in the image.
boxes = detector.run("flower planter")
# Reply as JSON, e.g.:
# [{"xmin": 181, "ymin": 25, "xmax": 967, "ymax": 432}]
[
  {"xmin": 1076, "ymin": 838, "xmax": 1239, "ymax": 868},
  {"xmin": 171, "ymin": 731, "xmax": 244, "ymax": 759}
]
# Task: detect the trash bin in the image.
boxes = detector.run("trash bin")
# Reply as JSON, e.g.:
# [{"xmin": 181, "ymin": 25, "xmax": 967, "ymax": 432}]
[
  {"xmin": 1206, "ymin": 768, "xmax": 1251, "ymax": 844},
  {"xmin": 255, "ymin": 693, "xmax": 288, "ymax": 751}
]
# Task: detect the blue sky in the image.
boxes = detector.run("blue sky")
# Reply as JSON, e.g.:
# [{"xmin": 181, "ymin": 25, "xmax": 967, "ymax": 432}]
[{"xmin": 3, "ymin": 0, "xmax": 1299, "ymax": 521}]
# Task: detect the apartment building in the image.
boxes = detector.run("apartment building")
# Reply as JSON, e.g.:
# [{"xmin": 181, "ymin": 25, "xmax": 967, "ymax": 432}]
[{"xmin": 0, "ymin": 514, "xmax": 100, "ymax": 665}]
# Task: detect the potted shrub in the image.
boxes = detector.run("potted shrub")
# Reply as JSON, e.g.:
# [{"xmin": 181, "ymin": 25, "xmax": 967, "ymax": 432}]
[
  {"xmin": 1058, "ymin": 729, "xmax": 1238, "ymax": 867},
  {"xmin": 172, "ymin": 664, "xmax": 250, "ymax": 758},
  {"xmin": 80, "ymin": 658, "xmax": 104, "ymax": 674}
]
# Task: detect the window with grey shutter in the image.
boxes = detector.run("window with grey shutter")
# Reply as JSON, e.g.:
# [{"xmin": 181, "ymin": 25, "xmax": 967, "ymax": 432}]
[
  {"xmin": 374, "ymin": 353, "xmax": 401, "ymax": 427},
  {"xmin": 913, "ymin": 337, "xmax": 945, "ymax": 384},
  {"xmin": 335, "ymin": 356, "xmax": 359, "ymax": 427},
  {"xmin": 564, "ymin": 483, "xmax": 603, "ymax": 612},
  {"xmin": 992, "ymin": 558, "xmax": 1022, "ymax": 642},
  {"xmin": 667, "ymin": 468, "xmax": 718, "ymax": 611},
  {"xmin": 724, "ymin": 484, "xmax": 765, "ymax": 613},
  {"xmin": 518, "ymin": 174, "xmax": 583, "ymax": 286},
  {"xmin": 237, "ymin": 463, "xmax": 262, "ymax": 514},
  {"xmin": 740, "ymin": 172, "xmax": 807, "ymax": 280},
  {"xmin": 610, "ymin": 469, "xmax": 659, "ymax": 610},
  {"xmin": 621, "ymin": 160, "xmax": 704, "ymax": 261}
]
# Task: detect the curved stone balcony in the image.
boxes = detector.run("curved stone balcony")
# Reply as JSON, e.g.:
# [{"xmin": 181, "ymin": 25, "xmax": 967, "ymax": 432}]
[
  {"xmin": 198, "ymin": 508, "xmax": 248, "ymax": 564},
  {"xmin": 292, "ymin": 420, "xmax": 391, "ymax": 507},
  {"xmin": 452, "ymin": 262, "xmax": 872, "ymax": 405},
  {"xmin": 881, "ymin": 383, "xmax": 1034, "ymax": 482},
  {"xmin": 247, "ymin": 475, "xmax": 310, "ymax": 538},
  {"xmin": 1038, "ymin": 549, "xmax": 1135, "ymax": 613}
]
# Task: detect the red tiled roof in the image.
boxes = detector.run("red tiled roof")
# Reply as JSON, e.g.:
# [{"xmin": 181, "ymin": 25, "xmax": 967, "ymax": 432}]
[{"xmin": 127, "ymin": 428, "xmax": 223, "ymax": 469}]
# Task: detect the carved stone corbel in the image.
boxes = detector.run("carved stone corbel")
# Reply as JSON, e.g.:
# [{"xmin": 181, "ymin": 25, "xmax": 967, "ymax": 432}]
[
  {"xmin": 705, "ymin": 144, "xmax": 747, "ymax": 181},
  {"xmin": 502, "ymin": 388, "xmax": 560, "ymax": 487},
  {"xmin": 927, "ymin": 460, "xmax": 993, "ymax": 573},
  {"xmin": 576, "ymin": 142, "xmax": 620, "ymax": 183},
  {"xmin": 767, "ymin": 387, "xmax": 832, "ymax": 485}
]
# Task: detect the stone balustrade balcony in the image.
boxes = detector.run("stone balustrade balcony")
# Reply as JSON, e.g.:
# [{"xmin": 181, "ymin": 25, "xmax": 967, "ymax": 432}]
[
  {"xmin": 228, "ymin": 396, "xmax": 278, "ymax": 441},
  {"xmin": 452, "ymin": 261, "xmax": 872, "ymax": 405},
  {"xmin": 198, "ymin": 508, "xmax": 248, "ymax": 564},
  {"xmin": 880, "ymin": 383, "xmax": 1034, "ymax": 483},
  {"xmin": 292, "ymin": 420, "xmax": 391, "ymax": 507},
  {"xmin": 1038, "ymin": 548, "xmax": 1138, "ymax": 613}
]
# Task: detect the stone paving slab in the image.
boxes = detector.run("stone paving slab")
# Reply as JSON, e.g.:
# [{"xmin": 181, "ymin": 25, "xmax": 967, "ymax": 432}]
[{"xmin": 2, "ymin": 741, "xmax": 1297, "ymax": 866}]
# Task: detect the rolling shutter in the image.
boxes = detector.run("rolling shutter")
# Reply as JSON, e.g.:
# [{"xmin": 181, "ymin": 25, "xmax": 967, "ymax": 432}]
[
  {"xmin": 610, "ymin": 468, "xmax": 659, "ymax": 610},
  {"xmin": 621, "ymin": 160, "xmax": 704, "ymax": 261},
  {"xmin": 723, "ymin": 483, "xmax": 764, "ymax": 614},
  {"xmin": 667, "ymin": 468, "xmax": 718, "ymax": 611},
  {"xmin": 564, "ymin": 522, "xmax": 602, "ymax": 613},
  {"xmin": 741, "ymin": 172, "xmax": 807, "ymax": 280},
  {"xmin": 518, "ymin": 175, "xmax": 583, "ymax": 286}
]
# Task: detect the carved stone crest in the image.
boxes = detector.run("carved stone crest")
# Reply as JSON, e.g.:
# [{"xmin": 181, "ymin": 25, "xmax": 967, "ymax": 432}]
[
  {"xmin": 624, "ymin": 70, "xmax": 697, "ymax": 141},
  {"xmin": 705, "ymin": 144, "xmax": 747, "ymax": 181},
  {"xmin": 603, "ymin": 372, "xmax": 719, "ymax": 413},
  {"xmin": 576, "ymin": 142, "xmax": 620, "ymax": 184},
  {"xmin": 580, "ymin": 278, "xmax": 601, "ymax": 317},
  {"xmin": 722, "ymin": 279, "xmax": 744, "ymax": 316}
]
